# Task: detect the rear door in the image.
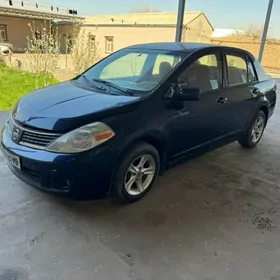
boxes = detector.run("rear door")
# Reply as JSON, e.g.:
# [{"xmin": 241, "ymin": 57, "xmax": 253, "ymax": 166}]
[{"xmin": 223, "ymin": 51, "xmax": 258, "ymax": 133}]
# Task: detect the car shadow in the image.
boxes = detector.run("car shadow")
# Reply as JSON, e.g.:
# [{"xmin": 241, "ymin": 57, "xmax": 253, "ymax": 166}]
[{"xmin": 47, "ymin": 140, "xmax": 280, "ymax": 241}]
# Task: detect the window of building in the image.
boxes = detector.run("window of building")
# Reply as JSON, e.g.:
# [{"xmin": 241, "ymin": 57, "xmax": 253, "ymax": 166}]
[
  {"xmin": 226, "ymin": 54, "xmax": 248, "ymax": 86},
  {"xmin": 179, "ymin": 53, "xmax": 222, "ymax": 93},
  {"xmin": 105, "ymin": 36, "xmax": 114, "ymax": 53},
  {"xmin": 89, "ymin": 34, "xmax": 96, "ymax": 46},
  {"xmin": 0, "ymin": 25, "xmax": 8, "ymax": 41}
]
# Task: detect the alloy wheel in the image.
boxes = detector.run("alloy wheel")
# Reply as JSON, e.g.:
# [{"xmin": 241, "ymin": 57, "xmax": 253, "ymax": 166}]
[
  {"xmin": 124, "ymin": 154, "xmax": 156, "ymax": 196},
  {"xmin": 251, "ymin": 116, "xmax": 265, "ymax": 143}
]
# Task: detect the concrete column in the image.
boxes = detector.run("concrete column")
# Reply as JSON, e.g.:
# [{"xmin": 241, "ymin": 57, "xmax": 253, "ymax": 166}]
[{"xmin": 175, "ymin": 0, "xmax": 186, "ymax": 42}]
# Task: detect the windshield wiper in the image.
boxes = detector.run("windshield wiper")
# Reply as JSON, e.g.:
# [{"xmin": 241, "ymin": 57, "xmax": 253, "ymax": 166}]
[
  {"xmin": 79, "ymin": 74, "xmax": 106, "ymax": 91},
  {"xmin": 92, "ymin": 78, "xmax": 131, "ymax": 95}
]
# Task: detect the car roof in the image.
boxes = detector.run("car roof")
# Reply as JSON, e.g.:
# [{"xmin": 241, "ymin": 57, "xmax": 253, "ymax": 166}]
[{"xmin": 127, "ymin": 42, "xmax": 252, "ymax": 56}]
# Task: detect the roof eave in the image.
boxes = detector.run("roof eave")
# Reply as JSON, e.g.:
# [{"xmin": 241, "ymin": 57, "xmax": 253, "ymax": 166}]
[
  {"xmin": 0, "ymin": 7, "xmax": 84, "ymax": 21},
  {"xmin": 83, "ymin": 23, "xmax": 184, "ymax": 28}
]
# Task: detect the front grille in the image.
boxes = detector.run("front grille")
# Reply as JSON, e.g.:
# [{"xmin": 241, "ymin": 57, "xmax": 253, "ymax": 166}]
[
  {"xmin": 20, "ymin": 130, "xmax": 59, "ymax": 149},
  {"xmin": 10, "ymin": 117, "xmax": 61, "ymax": 150}
]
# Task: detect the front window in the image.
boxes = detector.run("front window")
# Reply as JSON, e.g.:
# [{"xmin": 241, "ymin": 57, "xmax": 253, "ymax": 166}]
[
  {"xmin": 79, "ymin": 48, "xmax": 185, "ymax": 94},
  {"xmin": 179, "ymin": 53, "xmax": 223, "ymax": 93}
]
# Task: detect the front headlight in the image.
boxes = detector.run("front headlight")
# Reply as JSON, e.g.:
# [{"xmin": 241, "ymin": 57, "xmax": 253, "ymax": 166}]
[{"xmin": 46, "ymin": 122, "xmax": 115, "ymax": 154}]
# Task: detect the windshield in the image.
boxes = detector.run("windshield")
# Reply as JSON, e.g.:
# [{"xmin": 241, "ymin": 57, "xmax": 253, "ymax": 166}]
[{"xmin": 77, "ymin": 48, "xmax": 185, "ymax": 93}]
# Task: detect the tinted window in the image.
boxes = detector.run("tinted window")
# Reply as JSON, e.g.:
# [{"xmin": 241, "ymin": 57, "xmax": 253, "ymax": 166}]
[
  {"xmin": 153, "ymin": 54, "xmax": 181, "ymax": 75},
  {"xmin": 226, "ymin": 54, "xmax": 247, "ymax": 86},
  {"xmin": 179, "ymin": 54, "xmax": 222, "ymax": 93},
  {"xmin": 247, "ymin": 59, "xmax": 257, "ymax": 82}
]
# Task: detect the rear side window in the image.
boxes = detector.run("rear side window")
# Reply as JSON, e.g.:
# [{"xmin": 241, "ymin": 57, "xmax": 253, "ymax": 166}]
[
  {"xmin": 226, "ymin": 54, "xmax": 248, "ymax": 86},
  {"xmin": 247, "ymin": 59, "xmax": 257, "ymax": 82}
]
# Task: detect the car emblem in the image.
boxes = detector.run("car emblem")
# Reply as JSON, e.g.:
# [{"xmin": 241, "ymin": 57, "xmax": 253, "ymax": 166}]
[{"xmin": 12, "ymin": 128, "xmax": 20, "ymax": 141}]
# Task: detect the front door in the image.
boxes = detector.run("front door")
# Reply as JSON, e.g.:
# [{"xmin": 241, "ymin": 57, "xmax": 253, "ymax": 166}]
[{"xmin": 166, "ymin": 51, "xmax": 232, "ymax": 159}]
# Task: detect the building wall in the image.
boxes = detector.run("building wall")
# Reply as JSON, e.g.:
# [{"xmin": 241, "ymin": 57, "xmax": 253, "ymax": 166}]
[
  {"xmin": 0, "ymin": 14, "xmax": 213, "ymax": 55},
  {"xmin": 0, "ymin": 16, "xmax": 49, "ymax": 52},
  {"xmin": 183, "ymin": 14, "xmax": 213, "ymax": 43},
  {"xmin": 81, "ymin": 26, "xmax": 176, "ymax": 57},
  {"xmin": 81, "ymin": 16, "xmax": 213, "ymax": 58}
]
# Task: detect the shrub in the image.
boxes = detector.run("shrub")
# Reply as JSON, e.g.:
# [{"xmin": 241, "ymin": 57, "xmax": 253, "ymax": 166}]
[
  {"xmin": 26, "ymin": 20, "xmax": 60, "ymax": 88},
  {"xmin": 68, "ymin": 27, "xmax": 100, "ymax": 74}
]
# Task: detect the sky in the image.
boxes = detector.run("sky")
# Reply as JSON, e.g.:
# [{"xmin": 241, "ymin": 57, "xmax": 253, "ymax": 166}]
[{"xmin": 33, "ymin": 0, "xmax": 280, "ymax": 37}]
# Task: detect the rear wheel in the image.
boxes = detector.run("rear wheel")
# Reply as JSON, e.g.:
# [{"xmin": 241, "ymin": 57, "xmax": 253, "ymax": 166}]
[
  {"xmin": 238, "ymin": 110, "xmax": 266, "ymax": 148},
  {"xmin": 112, "ymin": 142, "xmax": 160, "ymax": 203}
]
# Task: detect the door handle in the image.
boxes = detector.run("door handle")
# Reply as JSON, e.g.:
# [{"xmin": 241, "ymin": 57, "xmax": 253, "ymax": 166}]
[{"xmin": 216, "ymin": 97, "xmax": 228, "ymax": 104}]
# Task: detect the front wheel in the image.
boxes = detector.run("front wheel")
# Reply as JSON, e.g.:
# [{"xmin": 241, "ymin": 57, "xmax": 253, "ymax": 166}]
[
  {"xmin": 238, "ymin": 110, "xmax": 266, "ymax": 148},
  {"xmin": 112, "ymin": 142, "xmax": 160, "ymax": 203}
]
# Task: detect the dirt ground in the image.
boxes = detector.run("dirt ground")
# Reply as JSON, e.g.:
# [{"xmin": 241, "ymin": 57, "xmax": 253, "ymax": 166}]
[{"xmin": 0, "ymin": 85, "xmax": 279, "ymax": 280}]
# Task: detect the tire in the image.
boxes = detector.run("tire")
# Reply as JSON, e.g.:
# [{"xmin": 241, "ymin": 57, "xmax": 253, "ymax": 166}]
[
  {"xmin": 112, "ymin": 142, "xmax": 160, "ymax": 203},
  {"xmin": 238, "ymin": 110, "xmax": 267, "ymax": 148}
]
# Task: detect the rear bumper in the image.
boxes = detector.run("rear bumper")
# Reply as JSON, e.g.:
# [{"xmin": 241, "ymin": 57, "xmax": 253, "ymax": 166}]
[{"xmin": 0, "ymin": 125, "xmax": 119, "ymax": 198}]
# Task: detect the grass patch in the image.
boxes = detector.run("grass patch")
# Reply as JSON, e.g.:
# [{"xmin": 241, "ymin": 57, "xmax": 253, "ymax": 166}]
[{"xmin": 0, "ymin": 63, "xmax": 59, "ymax": 110}]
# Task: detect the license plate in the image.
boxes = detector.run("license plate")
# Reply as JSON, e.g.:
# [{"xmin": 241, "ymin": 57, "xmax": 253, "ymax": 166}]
[{"xmin": 2, "ymin": 147, "xmax": 21, "ymax": 169}]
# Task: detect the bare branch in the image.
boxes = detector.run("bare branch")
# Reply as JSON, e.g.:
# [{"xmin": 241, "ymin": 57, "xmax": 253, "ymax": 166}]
[{"xmin": 245, "ymin": 24, "xmax": 263, "ymax": 39}]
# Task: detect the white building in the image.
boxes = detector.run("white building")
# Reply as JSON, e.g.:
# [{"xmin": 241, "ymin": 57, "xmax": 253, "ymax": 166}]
[{"xmin": 212, "ymin": 28, "xmax": 245, "ymax": 38}]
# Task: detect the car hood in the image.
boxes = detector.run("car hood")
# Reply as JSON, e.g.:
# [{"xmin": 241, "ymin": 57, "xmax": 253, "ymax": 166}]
[{"xmin": 14, "ymin": 81, "xmax": 140, "ymax": 132}]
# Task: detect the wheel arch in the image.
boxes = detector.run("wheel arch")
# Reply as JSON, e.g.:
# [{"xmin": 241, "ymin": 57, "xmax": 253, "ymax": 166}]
[
  {"xmin": 258, "ymin": 105, "xmax": 269, "ymax": 125},
  {"xmin": 119, "ymin": 132, "xmax": 169, "ymax": 175}
]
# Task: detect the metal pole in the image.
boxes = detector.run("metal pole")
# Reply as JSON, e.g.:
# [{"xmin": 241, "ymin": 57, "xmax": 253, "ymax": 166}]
[
  {"xmin": 258, "ymin": 0, "xmax": 274, "ymax": 62},
  {"xmin": 175, "ymin": 0, "xmax": 186, "ymax": 42}
]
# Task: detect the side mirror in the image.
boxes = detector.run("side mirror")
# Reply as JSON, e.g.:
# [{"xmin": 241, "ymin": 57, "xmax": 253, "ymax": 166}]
[{"xmin": 178, "ymin": 85, "xmax": 201, "ymax": 101}]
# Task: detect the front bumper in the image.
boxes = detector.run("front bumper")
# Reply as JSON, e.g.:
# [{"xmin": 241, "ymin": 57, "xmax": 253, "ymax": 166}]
[{"xmin": 0, "ymin": 125, "xmax": 119, "ymax": 198}]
